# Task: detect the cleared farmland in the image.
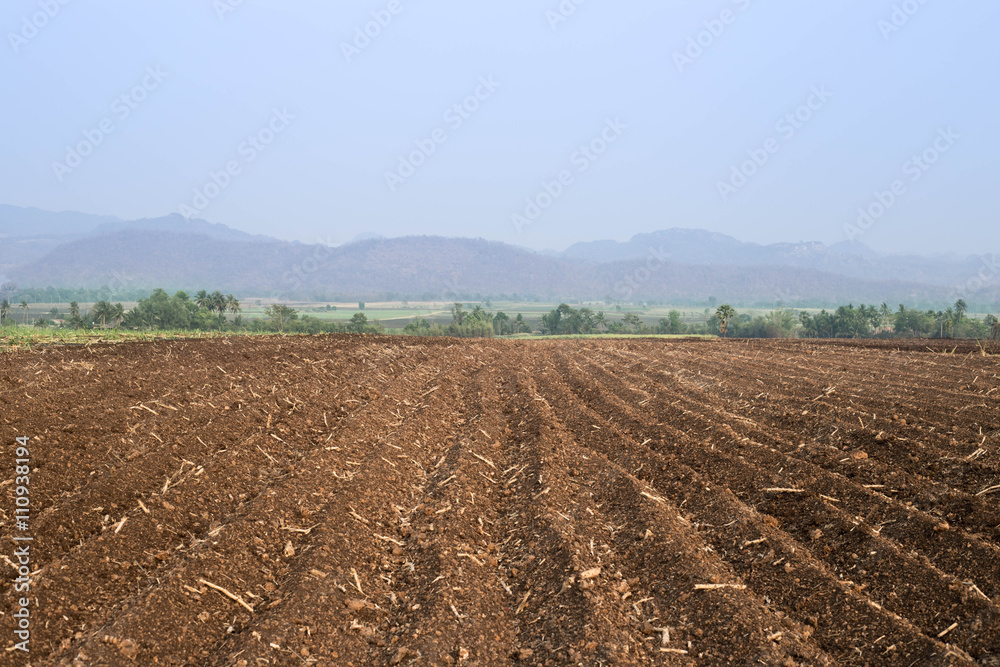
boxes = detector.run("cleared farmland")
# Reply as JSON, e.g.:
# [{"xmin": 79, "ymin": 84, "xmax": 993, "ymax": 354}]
[{"xmin": 2, "ymin": 336, "xmax": 1000, "ymax": 666}]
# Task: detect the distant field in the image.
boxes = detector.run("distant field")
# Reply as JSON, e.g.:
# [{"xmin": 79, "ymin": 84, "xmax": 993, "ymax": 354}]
[
  {"xmin": 0, "ymin": 328, "xmax": 262, "ymax": 351},
  {"xmin": 239, "ymin": 300, "xmax": 725, "ymax": 328}
]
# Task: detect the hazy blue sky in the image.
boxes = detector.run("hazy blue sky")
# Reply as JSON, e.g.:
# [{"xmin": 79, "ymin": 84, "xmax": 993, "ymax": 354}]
[{"xmin": 2, "ymin": 0, "xmax": 997, "ymax": 254}]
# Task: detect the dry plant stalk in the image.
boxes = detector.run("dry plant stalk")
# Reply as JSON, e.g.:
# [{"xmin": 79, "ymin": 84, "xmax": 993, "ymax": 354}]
[{"xmin": 198, "ymin": 578, "xmax": 255, "ymax": 613}]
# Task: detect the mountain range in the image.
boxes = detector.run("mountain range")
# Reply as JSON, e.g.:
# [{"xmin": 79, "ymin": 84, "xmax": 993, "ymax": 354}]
[{"xmin": 1, "ymin": 206, "xmax": 996, "ymax": 308}]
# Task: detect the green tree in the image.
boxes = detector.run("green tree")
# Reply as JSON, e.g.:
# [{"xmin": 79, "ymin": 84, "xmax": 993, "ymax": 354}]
[
  {"xmin": 125, "ymin": 289, "xmax": 196, "ymax": 330},
  {"xmin": 954, "ymin": 299, "xmax": 967, "ymax": 322},
  {"xmin": 210, "ymin": 291, "xmax": 226, "ymax": 324},
  {"xmin": 91, "ymin": 300, "xmax": 113, "ymax": 328},
  {"xmin": 759, "ymin": 309, "xmax": 796, "ymax": 338},
  {"xmin": 987, "ymin": 314, "xmax": 1000, "ymax": 340},
  {"xmin": 112, "ymin": 303, "xmax": 125, "ymax": 328},
  {"xmin": 667, "ymin": 310, "xmax": 683, "ymax": 334},
  {"xmin": 226, "ymin": 295, "xmax": 241, "ymax": 320},
  {"xmin": 715, "ymin": 304, "xmax": 736, "ymax": 338},
  {"xmin": 450, "ymin": 303, "xmax": 467, "ymax": 326},
  {"xmin": 265, "ymin": 304, "xmax": 298, "ymax": 331},
  {"xmin": 0, "ymin": 299, "xmax": 10, "ymax": 324},
  {"xmin": 195, "ymin": 290, "xmax": 210, "ymax": 310},
  {"xmin": 540, "ymin": 306, "xmax": 563, "ymax": 334},
  {"xmin": 622, "ymin": 312, "xmax": 643, "ymax": 333},
  {"xmin": 19, "ymin": 300, "xmax": 29, "ymax": 325},
  {"xmin": 879, "ymin": 302, "xmax": 891, "ymax": 331},
  {"xmin": 941, "ymin": 307, "xmax": 956, "ymax": 338},
  {"xmin": 493, "ymin": 311, "xmax": 510, "ymax": 335}
]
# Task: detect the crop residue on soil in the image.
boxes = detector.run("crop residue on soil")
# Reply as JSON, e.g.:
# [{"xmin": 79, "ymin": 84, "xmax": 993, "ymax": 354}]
[{"xmin": 2, "ymin": 335, "xmax": 1000, "ymax": 666}]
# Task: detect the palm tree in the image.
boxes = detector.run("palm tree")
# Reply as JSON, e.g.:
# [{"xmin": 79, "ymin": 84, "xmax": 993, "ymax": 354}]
[
  {"xmin": 226, "ymin": 294, "xmax": 240, "ymax": 319},
  {"xmin": 210, "ymin": 291, "xmax": 226, "ymax": 327},
  {"xmin": 66, "ymin": 301, "xmax": 82, "ymax": 329},
  {"xmin": 195, "ymin": 290, "xmax": 210, "ymax": 310},
  {"xmin": 92, "ymin": 301, "xmax": 112, "ymax": 329},
  {"xmin": 954, "ymin": 299, "xmax": 967, "ymax": 322},
  {"xmin": 622, "ymin": 312, "xmax": 643, "ymax": 333},
  {"xmin": 19, "ymin": 300, "xmax": 29, "ymax": 325},
  {"xmin": 716, "ymin": 304, "xmax": 736, "ymax": 338},
  {"xmin": 112, "ymin": 303, "xmax": 125, "ymax": 328},
  {"xmin": 0, "ymin": 299, "xmax": 9, "ymax": 325}
]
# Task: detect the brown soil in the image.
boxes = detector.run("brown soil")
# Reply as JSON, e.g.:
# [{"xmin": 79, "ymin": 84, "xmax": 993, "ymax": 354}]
[{"xmin": 2, "ymin": 335, "xmax": 1000, "ymax": 666}]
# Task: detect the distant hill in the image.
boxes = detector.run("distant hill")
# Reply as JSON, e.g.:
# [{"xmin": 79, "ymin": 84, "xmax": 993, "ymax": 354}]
[
  {"xmin": 90, "ymin": 214, "xmax": 272, "ymax": 243},
  {"xmin": 560, "ymin": 228, "xmax": 994, "ymax": 289},
  {"xmin": 8, "ymin": 229, "xmax": 987, "ymax": 308},
  {"xmin": 4, "ymin": 206, "xmax": 997, "ymax": 307},
  {"xmin": 0, "ymin": 206, "xmax": 274, "ymax": 276},
  {"xmin": 827, "ymin": 240, "xmax": 883, "ymax": 259}
]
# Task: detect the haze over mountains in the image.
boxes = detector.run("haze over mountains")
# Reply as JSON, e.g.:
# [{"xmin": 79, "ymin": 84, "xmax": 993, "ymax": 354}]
[{"xmin": 1, "ymin": 206, "xmax": 996, "ymax": 308}]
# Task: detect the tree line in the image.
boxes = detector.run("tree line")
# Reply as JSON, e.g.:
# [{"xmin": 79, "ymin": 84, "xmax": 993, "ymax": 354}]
[
  {"xmin": 528, "ymin": 301, "xmax": 999, "ymax": 340},
  {"xmin": 403, "ymin": 304, "xmax": 530, "ymax": 338},
  {"xmin": 795, "ymin": 300, "xmax": 999, "ymax": 340},
  {"xmin": 0, "ymin": 290, "xmax": 241, "ymax": 331},
  {"xmin": 3, "ymin": 292, "xmax": 998, "ymax": 341}
]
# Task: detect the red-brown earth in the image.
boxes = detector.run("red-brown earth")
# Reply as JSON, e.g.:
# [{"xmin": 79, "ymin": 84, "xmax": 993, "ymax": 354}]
[{"xmin": 2, "ymin": 335, "xmax": 1000, "ymax": 666}]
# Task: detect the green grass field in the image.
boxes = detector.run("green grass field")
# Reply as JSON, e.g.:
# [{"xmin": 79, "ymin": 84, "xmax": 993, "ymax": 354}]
[
  {"xmin": 0, "ymin": 328, "xmax": 264, "ymax": 351},
  {"xmin": 240, "ymin": 300, "xmax": 725, "ymax": 328},
  {"xmin": 0, "ymin": 326, "xmax": 716, "ymax": 352}
]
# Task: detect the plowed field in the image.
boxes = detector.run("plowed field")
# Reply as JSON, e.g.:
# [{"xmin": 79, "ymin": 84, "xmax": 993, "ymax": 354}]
[{"xmin": 3, "ymin": 335, "xmax": 1000, "ymax": 666}]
